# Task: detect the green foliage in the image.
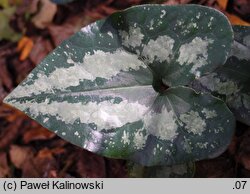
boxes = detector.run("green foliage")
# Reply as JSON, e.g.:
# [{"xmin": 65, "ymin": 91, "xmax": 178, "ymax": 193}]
[
  {"xmin": 0, "ymin": 5, "xmax": 21, "ymax": 42},
  {"xmin": 4, "ymin": 4, "xmax": 239, "ymax": 172},
  {"xmin": 0, "ymin": 0, "xmax": 9, "ymax": 8},
  {"xmin": 192, "ymin": 25, "xmax": 250, "ymax": 126}
]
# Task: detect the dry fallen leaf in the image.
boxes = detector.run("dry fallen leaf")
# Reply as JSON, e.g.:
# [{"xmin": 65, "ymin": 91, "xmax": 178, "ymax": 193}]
[
  {"xmin": 226, "ymin": 13, "xmax": 250, "ymax": 26},
  {"xmin": 195, "ymin": 156, "xmax": 235, "ymax": 177},
  {"xmin": 228, "ymin": 136, "xmax": 238, "ymax": 156},
  {"xmin": 233, "ymin": 0, "xmax": 250, "ymax": 18},
  {"xmin": 48, "ymin": 10, "xmax": 99, "ymax": 46},
  {"xmin": 37, "ymin": 147, "xmax": 65, "ymax": 159},
  {"xmin": 0, "ymin": 152, "xmax": 11, "ymax": 177},
  {"xmin": 76, "ymin": 149, "xmax": 106, "ymax": 178},
  {"xmin": 9, "ymin": 145, "xmax": 59, "ymax": 177},
  {"xmin": 31, "ymin": 0, "xmax": 57, "ymax": 29},
  {"xmin": 163, "ymin": 0, "xmax": 180, "ymax": 5},
  {"xmin": 29, "ymin": 37, "xmax": 53, "ymax": 64},
  {"xmin": 107, "ymin": 0, "xmax": 142, "ymax": 9},
  {"xmin": 238, "ymin": 130, "xmax": 250, "ymax": 171},
  {"xmin": 50, "ymin": 147, "xmax": 66, "ymax": 155},
  {"xmin": 0, "ymin": 58, "xmax": 13, "ymax": 91},
  {"xmin": 0, "ymin": 83, "xmax": 7, "ymax": 101},
  {"xmin": 0, "ymin": 117, "xmax": 23, "ymax": 149},
  {"xmin": 17, "ymin": 36, "xmax": 34, "ymax": 61},
  {"xmin": 48, "ymin": 23, "xmax": 75, "ymax": 46},
  {"xmin": 23, "ymin": 126, "xmax": 55, "ymax": 144},
  {"xmin": 105, "ymin": 159, "xmax": 128, "ymax": 178},
  {"xmin": 240, "ymin": 155, "xmax": 250, "ymax": 171},
  {"xmin": 9, "ymin": 145, "xmax": 34, "ymax": 169},
  {"xmin": 216, "ymin": 0, "xmax": 228, "ymax": 10},
  {"xmin": 0, "ymin": 104, "xmax": 23, "ymax": 122},
  {"xmin": 8, "ymin": 57, "xmax": 34, "ymax": 84},
  {"xmin": 31, "ymin": 148, "xmax": 58, "ymax": 178}
]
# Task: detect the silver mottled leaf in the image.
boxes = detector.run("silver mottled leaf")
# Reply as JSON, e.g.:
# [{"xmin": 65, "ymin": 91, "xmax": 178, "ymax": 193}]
[
  {"xmin": 4, "ymin": 5, "xmax": 235, "ymax": 166},
  {"xmin": 192, "ymin": 25, "xmax": 250, "ymax": 125}
]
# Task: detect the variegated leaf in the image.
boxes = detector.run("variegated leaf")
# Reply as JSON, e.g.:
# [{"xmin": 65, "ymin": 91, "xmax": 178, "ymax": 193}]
[
  {"xmin": 3, "ymin": 5, "xmax": 235, "ymax": 166},
  {"xmin": 192, "ymin": 25, "xmax": 250, "ymax": 126},
  {"xmin": 113, "ymin": 5, "xmax": 233, "ymax": 87}
]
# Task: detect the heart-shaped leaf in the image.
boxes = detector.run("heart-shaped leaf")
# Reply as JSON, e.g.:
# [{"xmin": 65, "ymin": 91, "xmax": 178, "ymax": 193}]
[
  {"xmin": 192, "ymin": 25, "xmax": 250, "ymax": 125},
  {"xmin": 4, "ymin": 5, "xmax": 235, "ymax": 166},
  {"xmin": 111, "ymin": 4, "xmax": 233, "ymax": 87}
]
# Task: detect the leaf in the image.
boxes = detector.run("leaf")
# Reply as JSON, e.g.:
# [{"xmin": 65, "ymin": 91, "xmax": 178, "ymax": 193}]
[
  {"xmin": 216, "ymin": 0, "xmax": 228, "ymax": 10},
  {"xmin": 76, "ymin": 149, "xmax": 106, "ymax": 178},
  {"xmin": 3, "ymin": 5, "xmax": 235, "ymax": 166},
  {"xmin": 0, "ymin": 117, "xmax": 23, "ymax": 149},
  {"xmin": 226, "ymin": 13, "xmax": 250, "ymax": 26},
  {"xmin": 31, "ymin": 0, "xmax": 57, "ymax": 29},
  {"xmin": 195, "ymin": 156, "xmax": 235, "ymax": 177},
  {"xmin": 128, "ymin": 162, "xmax": 194, "ymax": 178},
  {"xmin": 29, "ymin": 37, "xmax": 53, "ymax": 64},
  {"xmin": 0, "ymin": 7, "xmax": 21, "ymax": 42},
  {"xmin": 17, "ymin": 36, "xmax": 34, "ymax": 61},
  {"xmin": 191, "ymin": 25, "xmax": 250, "ymax": 126},
  {"xmin": 238, "ymin": 130, "xmax": 250, "ymax": 171},
  {"xmin": 23, "ymin": 126, "xmax": 55, "ymax": 143},
  {"xmin": 48, "ymin": 24, "xmax": 76, "ymax": 46},
  {"xmin": 9, "ymin": 145, "xmax": 59, "ymax": 177},
  {"xmin": 232, "ymin": 0, "xmax": 250, "ymax": 20},
  {"xmin": 0, "ymin": 0, "xmax": 9, "ymax": 8},
  {"xmin": 9, "ymin": 145, "xmax": 34, "ymax": 169},
  {"xmin": 0, "ymin": 58, "xmax": 13, "ymax": 91},
  {"xmin": 105, "ymin": 159, "xmax": 127, "ymax": 177},
  {"xmin": 113, "ymin": 4, "xmax": 233, "ymax": 87},
  {"xmin": 4, "ymin": 86, "xmax": 235, "ymax": 165},
  {"xmin": 0, "ymin": 152, "xmax": 11, "ymax": 178}
]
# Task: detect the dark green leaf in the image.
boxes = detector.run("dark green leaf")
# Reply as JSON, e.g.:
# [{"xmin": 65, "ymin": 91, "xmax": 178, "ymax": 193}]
[
  {"xmin": 192, "ymin": 25, "xmax": 250, "ymax": 125},
  {"xmin": 4, "ymin": 5, "xmax": 235, "ymax": 166},
  {"xmin": 4, "ymin": 86, "xmax": 235, "ymax": 165},
  {"xmin": 111, "ymin": 5, "xmax": 233, "ymax": 87}
]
